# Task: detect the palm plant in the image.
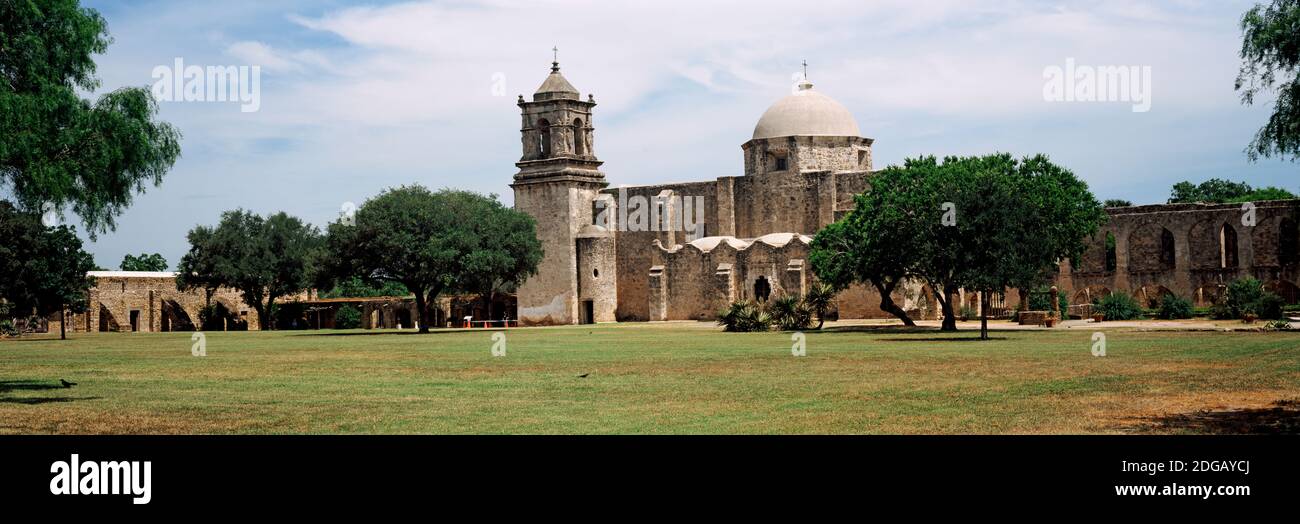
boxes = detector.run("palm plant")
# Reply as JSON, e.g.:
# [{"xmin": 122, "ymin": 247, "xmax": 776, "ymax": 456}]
[{"xmin": 803, "ymin": 282, "xmax": 838, "ymax": 329}]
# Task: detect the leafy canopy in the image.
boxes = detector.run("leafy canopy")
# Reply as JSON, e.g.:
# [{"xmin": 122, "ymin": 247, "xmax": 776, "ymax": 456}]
[
  {"xmin": 120, "ymin": 252, "xmax": 167, "ymax": 272},
  {"xmin": 1, "ymin": 0, "xmax": 181, "ymax": 235},
  {"xmin": 0, "ymin": 201, "xmax": 96, "ymax": 337},
  {"xmin": 176, "ymin": 209, "xmax": 323, "ymax": 329},
  {"xmin": 322, "ymin": 186, "xmax": 542, "ymax": 333},
  {"xmin": 1237, "ymin": 0, "xmax": 1300, "ymax": 161}
]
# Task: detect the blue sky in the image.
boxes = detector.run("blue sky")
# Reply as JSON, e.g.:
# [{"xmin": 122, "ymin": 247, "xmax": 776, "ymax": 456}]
[{"xmin": 74, "ymin": 0, "xmax": 1296, "ymax": 270}]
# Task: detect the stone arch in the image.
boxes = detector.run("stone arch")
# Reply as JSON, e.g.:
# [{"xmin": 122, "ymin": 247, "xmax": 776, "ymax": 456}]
[
  {"xmin": 1269, "ymin": 280, "xmax": 1300, "ymax": 304},
  {"xmin": 537, "ymin": 118, "xmax": 551, "ymax": 158},
  {"xmin": 572, "ymin": 118, "xmax": 585, "ymax": 156},
  {"xmin": 1193, "ymin": 284, "xmax": 1227, "ymax": 308},
  {"xmin": 160, "ymin": 299, "xmax": 196, "ymax": 332},
  {"xmin": 1127, "ymin": 224, "xmax": 1175, "ymax": 272},
  {"xmin": 97, "ymin": 303, "xmax": 119, "ymax": 332},
  {"xmin": 1072, "ymin": 285, "xmax": 1111, "ymax": 305},
  {"xmin": 1281, "ymin": 217, "xmax": 1299, "ymax": 266},
  {"xmin": 1133, "ymin": 285, "xmax": 1174, "ymax": 309}
]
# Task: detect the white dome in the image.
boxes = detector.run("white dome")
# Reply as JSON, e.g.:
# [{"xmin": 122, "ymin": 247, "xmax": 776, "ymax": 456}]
[{"xmin": 752, "ymin": 81, "xmax": 860, "ymax": 140}]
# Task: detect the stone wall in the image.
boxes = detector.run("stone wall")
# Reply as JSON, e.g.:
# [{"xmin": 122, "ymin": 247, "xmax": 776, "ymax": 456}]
[
  {"xmin": 63, "ymin": 271, "xmax": 259, "ymax": 333},
  {"xmin": 1056, "ymin": 200, "xmax": 1300, "ymax": 307}
]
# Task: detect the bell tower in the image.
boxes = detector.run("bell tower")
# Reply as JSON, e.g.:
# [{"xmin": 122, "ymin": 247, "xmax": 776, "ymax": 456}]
[{"xmin": 512, "ymin": 54, "xmax": 608, "ymax": 325}]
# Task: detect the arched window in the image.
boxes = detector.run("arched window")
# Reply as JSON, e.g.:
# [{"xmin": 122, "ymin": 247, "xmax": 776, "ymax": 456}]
[
  {"xmin": 1282, "ymin": 218, "xmax": 1299, "ymax": 266},
  {"xmin": 573, "ymin": 118, "xmax": 585, "ymax": 156},
  {"xmin": 1105, "ymin": 232, "xmax": 1117, "ymax": 272},
  {"xmin": 1159, "ymin": 228, "xmax": 1175, "ymax": 270},
  {"xmin": 1220, "ymin": 223, "xmax": 1238, "ymax": 268},
  {"xmin": 537, "ymin": 119, "xmax": 551, "ymax": 159}
]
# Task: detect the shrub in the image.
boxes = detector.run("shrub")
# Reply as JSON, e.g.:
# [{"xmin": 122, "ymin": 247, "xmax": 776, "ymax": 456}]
[
  {"xmin": 1027, "ymin": 290, "xmax": 1052, "ymax": 311},
  {"xmin": 768, "ymin": 295, "xmax": 813, "ymax": 331},
  {"xmin": 1156, "ymin": 294, "xmax": 1194, "ymax": 319},
  {"xmin": 718, "ymin": 300, "xmax": 771, "ymax": 332},
  {"xmin": 1058, "ymin": 290, "xmax": 1069, "ymax": 318},
  {"xmin": 334, "ymin": 305, "xmax": 361, "ymax": 329},
  {"xmin": 1094, "ymin": 293, "xmax": 1143, "ymax": 321},
  {"xmin": 959, "ymin": 305, "xmax": 978, "ymax": 321},
  {"xmin": 1222, "ymin": 277, "xmax": 1285, "ymax": 320}
]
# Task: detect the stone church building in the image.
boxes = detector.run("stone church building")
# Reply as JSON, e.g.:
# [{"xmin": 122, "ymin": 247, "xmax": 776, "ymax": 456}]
[
  {"xmin": 510, "ymin": 60, "xmax": 1300, "ymax": 326},
  {"xmin": 512, "ymin": 60, "xmax": 914, "ymax": 325}
]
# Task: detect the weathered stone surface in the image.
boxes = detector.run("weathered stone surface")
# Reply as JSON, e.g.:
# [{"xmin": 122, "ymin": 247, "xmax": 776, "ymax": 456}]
[{"xmin": 1056, "ymin": 200, "xmax": 1300, "ymax": 308}]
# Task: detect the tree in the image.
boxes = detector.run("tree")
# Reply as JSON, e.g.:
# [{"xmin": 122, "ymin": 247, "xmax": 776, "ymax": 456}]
[
  {"xmin": 177, "ymin": 210, "xmax": 323, "ymax": 330},
  {"xmin": 176, "ymin": 225, "xmax": 222, "ymax": 315},
  {"xmin": 813, "ymin": 154, "xmax": 1105, "ymax": 338},
  {"xmin": 1168, "ymin": 178, "xmax": 1296, "ymax": 203},
  {"xmin": 120, "ymin": 252, "xmax": 167, "ymax": 271},
  {"xmin": 1237, "ymin": 0, "xmax": 1300, "ymax": 161},
  {"xmin": 806, "ymin": 161, "xmax": 941, "ymax": 327},
  {"xmin": 949, "ymin": 154, "xmax": 1105, "ymax": 339},
  {"xmin": 321, "ymin": 186, "xmax": 542, "ymax": 333},
  {"xmin": 455, "ymin": 194, "xmax": 545, "ymax": 322},
  {"xmin": 0, "ymin": 202, "xmax": 96, "ymax": 339},
  {"xmin": 319, "ymin": 277, "xmax": 409, "ymax": 299},
  {"xmin": 1, "ymin": 0, "xmax": 181, "ymax": 235},
  {"xmin": 1103, "ymin": 199, "xmax": 1133, "ymax": 208}
]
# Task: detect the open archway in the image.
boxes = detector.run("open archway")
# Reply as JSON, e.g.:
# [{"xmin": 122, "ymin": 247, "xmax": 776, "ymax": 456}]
[{"xmin": 160, "ymin": 299, "xmax": 196, "ymax": 331}]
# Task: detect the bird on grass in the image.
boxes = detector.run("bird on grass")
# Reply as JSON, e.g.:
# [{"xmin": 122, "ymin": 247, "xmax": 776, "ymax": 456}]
[
  {"xmin": 577, "ymin": 373, "xmax": 590, "ymax": 378},
  {"xmin": 60, "ymin": 379, "xmax": 77, "ymax": 388}
]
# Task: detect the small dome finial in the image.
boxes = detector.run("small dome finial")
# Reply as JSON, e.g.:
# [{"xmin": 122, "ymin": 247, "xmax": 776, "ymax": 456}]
[
  {"xmin": 798, "ymin": 59, "xmax": 813, "ymax": 91},
  {"xmin": 551, "ymin": 46, "xmax": 560, "ymax": 73}
]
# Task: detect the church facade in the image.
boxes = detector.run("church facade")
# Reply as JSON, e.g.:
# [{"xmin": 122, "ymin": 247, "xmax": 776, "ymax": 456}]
[{"xmin": 511, "ymin": 60, "xmax": 922, "ymax": 325}]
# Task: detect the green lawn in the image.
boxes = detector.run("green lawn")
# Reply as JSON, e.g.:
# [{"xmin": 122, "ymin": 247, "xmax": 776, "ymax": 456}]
[{"xmin": 1, "ymin": 322, "xmax": 1298, "ymax": 434}]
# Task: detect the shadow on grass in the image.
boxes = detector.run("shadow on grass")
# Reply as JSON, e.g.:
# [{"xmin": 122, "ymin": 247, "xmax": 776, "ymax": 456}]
[
  {"xmin": 0, "ymin": 380, "xmax": 69, "ymax": 392},
  {"xmin": 285, "ymin": 329, "xmax": 494, "ymax": 337},
  {"xmin": 818, "ymin": 325, "xmax": 1011, "ymax": 342},
  {"xmin": 1132, "ymin": 400, "xmax": 1300, "ymax": 434},
  {"xmin": 876, "ymin": 337, "xmax": 1009, "ymax": 342},
  {"xmin": 0, "ymin": 396, "xmax": 102, "ymax": 405}
]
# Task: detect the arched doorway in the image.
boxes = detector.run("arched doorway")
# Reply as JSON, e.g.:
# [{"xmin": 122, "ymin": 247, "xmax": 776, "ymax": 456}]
[{"xmin": 753, "ymin": 276, "xmax": 772, "ymax": 303}]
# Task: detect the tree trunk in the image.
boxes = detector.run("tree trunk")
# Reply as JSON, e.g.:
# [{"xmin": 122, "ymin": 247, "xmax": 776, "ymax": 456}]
[
  {"xmin": 980, "ymin": 290, "xmax": 989, "ymax": 340},
  {"xmin": 415, "ymin": 291, "xmax": 431, "ymax": 334},
  {"xmin": 934, "ymin": 284, "xmax": 958, "ymax": 332},
  {"xmin": 873, "ymin": 279, "xmax": 915, "ymax": 327},
  {"xmin": 59, "ymin": 305, "xmax": 66, "ymax": 340}
]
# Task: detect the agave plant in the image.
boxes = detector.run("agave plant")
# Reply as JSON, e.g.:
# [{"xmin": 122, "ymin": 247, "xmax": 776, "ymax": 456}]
[
  {"xmin": 717, "ymin": 300, "xmax": 771, "ymax": 332},
  {"xmin": 768, "ymin": 295, "xmax": 813, "ymax": 331},
  {"xmin": 803, "ymin": 282, "xmax": 838, "ymax": 329}
]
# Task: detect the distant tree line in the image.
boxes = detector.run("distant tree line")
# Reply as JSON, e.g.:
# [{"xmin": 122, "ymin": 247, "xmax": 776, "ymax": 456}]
[{"xmin": 176, "ymin": 186, "xmax": 543, "ymax": 333}]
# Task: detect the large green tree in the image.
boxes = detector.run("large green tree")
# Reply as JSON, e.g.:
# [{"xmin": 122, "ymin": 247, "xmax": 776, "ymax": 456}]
[
  {"xmin": 1, "ymin": 0, "xmax": 181, "ymax": 234},
  {"xmin": 321, "ymin": 186, "xmax": 543, "ymax": 333},
  {"xmin": 177, "ymin": 210, "xmax": 323, "ymax": 330},
  {"xmin": 120, "ymin": 252, "xmax": 167, "ymax": 271},
  {"xmin": 813, "ymin": 154, "xmax": 1104, "ymax": 338},
  {"xmin": 1238, "ymin": 0, "xmax": 1300, "ymax": 161},
  {"xmin": 0, "ymin": 201, "xmax": 96, "ymax": 339},
  {"xmin": 810, "ymin": 164, "xmax": 934, "ymax": 327}
]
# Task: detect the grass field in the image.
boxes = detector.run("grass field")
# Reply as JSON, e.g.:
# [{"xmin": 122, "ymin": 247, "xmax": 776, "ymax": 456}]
[{"xmin": 2, "ymin": 322, "xmax": 1298, "ymax": 434}]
